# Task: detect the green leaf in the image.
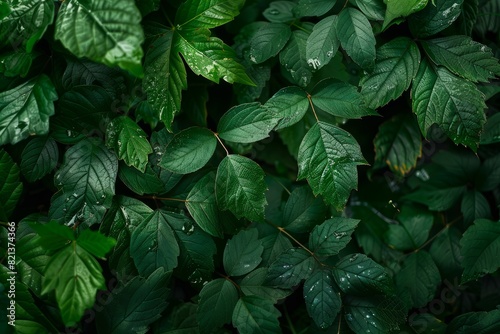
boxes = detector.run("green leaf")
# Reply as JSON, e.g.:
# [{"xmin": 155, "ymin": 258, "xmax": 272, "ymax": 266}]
[
  {"xmin": 460, "ymin": 219, "xmax": 500, "ymax": 283},
  {"xmin": 312, "ymin": 79, "xmax": 376, "ymax": 118},
  {"xmin": 297, "ymin": 122, "xmax": 367, "ymax": 211},
  {"xmin": 408, "ymin": 0, "xmax": 464, "ymax": 38},
  {"xmin": 249, "ymin": 23, "xmax": 292, "ymax": 64},
  {"xmin": 373, "ymin": 113, "xmax": 422, "ymax": 176},
  {"xmin": 240, "ymin": 267, "xmax": 291, "ymax": 302},
  {"xmin": 0, "ymin": 50, "xmax": 36, "ymax": 78},
  {"xmin": 264, "ymin": 86, "xmax": 309, "ymax": 130},
  {"xmin": 460, "ymin": 190, "xmax": 492, "ymax": 223},
  {"xmin": 481, "ymin": 113, "xmax": 500, "ymax": 145},
  {"xmin": 477, "ymin": 154, "xmax": 500, "ymax": 191},
  {"xmin": 282, "ymin": 186, "xmax": 327, "ymax": 233},
  {"xmin": 118, "ymin": 164, "xmax": 165, "ymax": 196},
  {"xmin": 333, "ymin": 253, "xmax": 394, "ymax": 295},
  {"xmin": 95, "ymin": 268, "xmax": 170, "ymax": 334},
  {"xmin": 354, "ymin": 0, "xmax": 385, "ymax": 20},
  {"xmin": 223, "ymin": 229, "xmax": 264, "ymax": 277},
  {"xmin": 54, "ymin": 138, "xmax": 118, "ymax": 226},
  {"xmin": 447, "ymin": 309, "xmax": 500, "ymax": 334},
  {"xmin": 197, "ymin": 278, "xmax": 239, "ymax": 333},
  {"xmin": 232, "ymin": 296, "xmax": 282, "ymax": 334},
  {"xmin": 383, "ymin": 0, "xmax": 429, "ymax": 30},
  {"xmin": 411, "ymin": 59, "xmax": 486, "ymax": 151},
  {"xmin": 153, "ymin": 303, "xmax": 198, "ymax": 334},
  {"xmin": 309, "ymin": 217, "xmax": 360, "ymax": 257},
  {"xmin": 306, "ymin": 15, "xmax": 339, "ymax": 71},
  {"xmin": 215, "ymin": 154, "xmax": 267, "ymax": 222},
  {"xmin": 106, "ymin": 116, "xmax": 152, "ymax": 172},
  {"xmin": 175, "ymin": 0, "xmax": 244, "ymax": 29},
  {"xmin": 160, "ymin": 127, "xmax": 216, "ymax": 174},
  {"xmin": 396, "ymin": 251, "xmax": 441, "ymax": 307},
  {"xmin": 76, "ymin": 229, "xmax": 116, "ymax": 259},
  {"xmin": 263, "ymin": 1, "xmax": 296, "ymax": 23},
  {"xmin": 457, "ymin": 0, "xmax": 479, "ymax": 36},
  {"xmin": 143, "ymin": 26, "xmax": 187, "ymax": 132},
  {"xmin": 260, "ymin": 230, "xmax": 293, "ymax": 266},
  {"xmin": 280, "ymin": 30, "xmax": 313, "ymax": 87},
  {"xmin": 0, "ymin": 74, "xmax": 57, "ymax": 146},
  {"xmin": 266, "ymin": 248, "xmax": 316, "ymax": 288},
  {"xmin": 218, "ymin": 102, "xmax": 281, "ymax": 143},
  {"xmin": 421, "ymin": 36, "xmax": 500, "ymax": 83},
  {"xmin": 337, "ymin": 8, "xmax": 376, "ymax": 70},
  {"xmin": 41, "ymin": 242, "xmax": 105, "ymax": 326},
  {"xmin": 29, "ymin": 221, "xmax": 75, "ymax": 251},
  {"xmin": 20, "ymin": 136, "xmax": 58, "ymax": 182},
  {"xmin": 54, "ymin": 0, "xmax": 144, "ymax": 77},
  {"xmin": 0, "ymin": 0, "xmax": 54, "ymax": 52},
  {"xmin": 130, "ymin": 210, "xmax": 180, "ymax": 276},
  {"xmin": 294, "ymin": 0, "xmax": 337, "ymax": 17},
  {"xmin": 360, "ymin": 37, "xmax": 421, "ymax": 109},
  {"xmin": 429, "ymin": 227, "xmax": 463, "ymax": 278},
  {"xmin": 303, "ymin": 269, "xmax": 341, "ymax": 329},
  {"xmin": 385, "ymin": 205, "xmax": 434, "ymax": 251},
  {"xmin": 0, "ymin": 150, "xmax": 22, "ymax": 220},
  {"xmin": 344, "ymin": 295, "xmax": 406, "ymax": 333}
]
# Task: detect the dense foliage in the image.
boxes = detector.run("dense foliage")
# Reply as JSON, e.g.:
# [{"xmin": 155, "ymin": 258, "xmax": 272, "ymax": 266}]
[{"xmin": 1, "ymin": 0, "xmax": 500, "ymax": 333}]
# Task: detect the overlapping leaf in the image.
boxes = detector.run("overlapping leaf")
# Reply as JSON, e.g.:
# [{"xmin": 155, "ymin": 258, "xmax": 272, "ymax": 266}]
[
  {"xmin": 20, "ymin": 136, "xmax": 58, "ymax": 182},
  {"xmin": 303, "ymin": 269, "xmax": 341, "ymax": 329},
  {"xmin": 309, "ymin": 218, "xmax": 360, "ymax": 257},
  {"xmin": 282, "ymin": 186, "xmax": 327, "ymax": 233},
  {"xmin": 280, "ymin": 30, "xmax": 313, "ymax": 87},
  {"xmin": 264, "ymin": 86, "xmax": 309, "ymax": 130},
  {"xmin": 0, "ymin": 150, "xmax": 23, "ymax": 220},
  {"xmin": 223, "ymin": 229, "xmax": 263, "ymax": 277},
  {"xmin": 408, "ymin": 0, "xmax": 464, "ymax": 37},
  {"xmin": 232, "ymin": 296, "xmax": 281, "ymax": 334},
  {"xmin": 385, "ymin": 205, "xmax": 434, "ymax": 251},
  {"xmin": 266, "ymin": 248, "xmax": 316, "ymax": 288},
  {"xmin": 306, "ymin": 15, "xmax": 339, "ymax": 71},
  {"xmin": 197, "ymin": 278, "xmax": 239, "ymax": 332},
  {"xmin": 249, "ymin": 23, "xmax": 292, "ymax": 64}
]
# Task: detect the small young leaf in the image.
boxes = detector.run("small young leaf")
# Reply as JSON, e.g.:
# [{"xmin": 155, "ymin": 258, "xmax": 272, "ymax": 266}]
[
  {"xmin": 20, "ymin": 136, "xmax": 59, "ymax": 182},
  {"xmin": 282, "ymin": 186, "xmax": 327, "ymax": 233},
  {"xmin": 303, "ymin": 269, "xmax": 341, "ymax": 329},
  {"xmin": 309, "ymin": 217, "xmax": 360, "ymax": 257},
  {"xmin": 460, "ymin": 219, "xmax": 500, "ymax": 283},
  {"xmin": 216, "ymin": 154, "xmax": 268, "ymax": 222},
  {"xmin": 266, "ymin": 248, "xmax": 316, "ymax": 288},
  {"xmin": 264, "ymin": 86, "xmax": 309, "ymax": 130},
  {"xmin": 0, "ymin": 149, "xmax": 23, "ymax": 220},
  {"xmin": 232, "ymin": 296, "xmax": 282, "ymax": 334},
  {"xmin": 160, "ymin": 127, "xmax": 216, "ymax": 174},
  {"xmin": 408, "ymin": 0, "xmax": 464, "ymax": 38},
  {"xmin": 249, "ymin": 23, "xmax": 292, "ymax": 64},
  {"xmin": 306, "ymin": 15, "xmax": 339, "ymax": 71},
  {"xmin": 223, "ymin": 229, "xmax": 264, "ymax": 277},
  {"xmin": 384, "ymin": 205, "xmax": 434, "ymax": 251}
]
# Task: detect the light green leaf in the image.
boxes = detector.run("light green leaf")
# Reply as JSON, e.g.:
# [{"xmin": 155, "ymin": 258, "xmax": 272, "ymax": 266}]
[
  {"xmin": 223, "ymin": 229, "xmax": 264, "ymax": 277},
  {"xmin": 447, "ymin": 309, "xmax": 500, "ymax": 334},
  {"xmin": 55, "ymin": 0, "xmax": 144, "ymax": 77},
  {"xmin": 143, "ymin": 26, "xmax": 187, "ymax": 132},
  {"xmin": 175, "ymin": 0, "xmax": 245, "ymax": 29},
  {"xmin": 408, "ymin": 0, "xmax": 464, "ymax": 38},
  {"xmin": 373, "ymin": 113, "xmax": 422, "ymax": 176},
  {"xmin": 297, "ymin": 122, "xmax": 367, "ymax": 211},
  {"xmin": 249, "ymin": 23, "xmax": 292, "ymax": 64},
  {"xmin": 385, "ymin": 205, "xmax": 434, "ymax": 251},
  {"xmin": 130, "ymin": 210, "xmax": 180, "ymax": 276},
  {"xmin": 215, "ymin": 154, "xmax": 267, "ymax": 222},
  {"xmin": 306, "ymin": 15, "xmax": 339, "ymax": 71},
  {"xmin": 29, "ymin": 221, "xmax": 75, "ymax": 251},
  {"xmin": 218, "ymin": 102, "xmax": 280, "ymax": 143},
  {"xmin": 263, "ymin": 1, "xmax": 296, "ymax": 23},
  {"xmin": 266, "ymin": 248, "xmax": 316, "ymax": 288},
  {"xmin": 76, "ymin": 229, "xmax": 116, "ymax": 259},
  {"xmin": 240, "ymin": 267, "xmax": 291, "ymax": 302},
  {"xmin": 337, "ymin": 8, "xmax": 376, "ymax": 69},
  {"xmin": 333, "ymin": 253, "xmax": 394, "ymax": 295},
  {"xmin": 282, "ymin": 186, "xmax": 327, "ymax": 233},
  {"xmin": 197, "ymin": 278, "xmax": 239, "ymax": 332},
  {"xmin": 264, "ymin": 86, "xmax": 309, "ymax": 130},
  {"xmin": 0, "ymin": 0, "xmax": 54, "ymax": 52},
  {"xmin": 106, "ymin": 116, "xmax": 152, "ymax": 172},
  {"xmin": 20, "ymin": 136, "xmax": 58, "ymax": 182},
  {"xmin": 360, "ymin": 37, "xmax": 421, "ymax": 109},
  {"xmin": 95, "ymin": 268, "xmax": 170, "ymax": 334},
  {"xmin": 309, "ymin": 218, "xmax": 360, "ymax": 257},
  {"xmin": 412, "ymin": 59, "xmax": 486, "ymax": 151},
  {"xmin": 0, "ymin": 75, "xmax": 57, "ymax": 146},
  {"xmin": 460, "ymin": 219, "xmax": 500, "ymax": 283},
  {"xmin": 0, "ymin": 150, "xmax": 23, "ymax": 220},
  {"xmin": 232, "ymin": 296, "xmax": 282, "ymax": 334},
  {"xmin": 312, "ymin": 79, "xmax": 376, "ymax": 118},
  {"xmin": 421, "ymin": 35, "xmax": 500, "ymax": 82},
  {"xmin": 54, "ymin": 138, "xmax": 118, "ymax": 226},
  {"xmin": 41, "ymin": 242, "xmax": 105, "ymax": 326},
  {"xmin": 294, "ymin": 0, "xmax": 337, "ymax": 17},
  {"xmin": 303, "ymin": 269, "xmax": 341, "ymax": 329},
  {"xmin": 396, "ymin": 251, "xmax": 441, "ymax": 307},
  {"xmin": 280, "ymin": 30, "xmax": 313, "ymax": 87},
  {"xmin": 383, "ymin": 0, "xmax": 429, "ymax": 30},
  {"xmin": 160, "ymin": 127, "xmax": 216, "ymax": 174}
]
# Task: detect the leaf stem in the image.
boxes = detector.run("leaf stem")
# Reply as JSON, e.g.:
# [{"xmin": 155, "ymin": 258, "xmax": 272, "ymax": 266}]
[
  {"xmin": 412, "ymin": 216, "xmax": 461, "ymax": 253},
  {"xmin": 307, "ymin": 93, "xmax": 319, "ymax": 122},
  {"xmin": 214, "ymin": 132, "xmax": 229, "ymax": 156},
  {"xmin": 216, "ymin": 272, "xmax": 241, "ymax": 292}
]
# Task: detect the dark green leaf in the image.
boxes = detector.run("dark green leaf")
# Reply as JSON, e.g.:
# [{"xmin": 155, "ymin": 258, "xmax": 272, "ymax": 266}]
[
  {"xmin": 20, "ymin": 136, "xmax": 58, "ymax": 182},
  {"xmin": 0, "ymin": 150, "xmax": 22, "ymax": 220},
  {"xmin": 0, "ymin": 75, "xmax": 57, "ymax": 145},
  {"xmin": 118, "ymin": 164, "xmax": 165, "ymax": 196},
  {"xmin": 232, "ymin": 296, "xmax": 282, "ymax": 334},
  {"xmin": 461, "ymin": 190, "xmax": 492, "ymax": 223},
  {"xmin": 460, "ymin": 219, "xmax": 500, "ymax": 283},
  {"xmin": 240, "ymin": 267, "xmax": 291, "ymax": 302},
  {"xmin": 447, "ymin": 309, "xmax": 500, "ymax": 334},
  {"xmin": 197, "ymin": 278, "xmax": 239, "ymax": 333},
  {"xmin": 223, "ymin": 229, "xmax": 263, "ymax": 276},
  {"xmin": 408, "ymin": 0, "xmax": 464, "ymax": 38},
  {"xmin": 263, "ymin": 1, "xmax": 296, "ymax": 23},
  {"xmin": 480, "ymin": 113, "xmax": 500, "ymax": 145},
  {"xmin": 383, "ymin": 0, "xmax": 429, "ymax": 30},
  {"xmin": 218, "ymin": 102, "xmax": 281, "ymax": 143},
  {"xmin": 306, "ymin": 15, "xmax": 339, "ymax": 71},
  {"xmin": 260, "ymin": 230, "xmax": 293, "ymax": 266},
  {"xmin": 266, "ymin": 248, "xmax": 316, "ymax": 288},
  {"xmin": 175, "ymin": 0, "xmax": 245, "ymax": 29},
  {"xmin": 280, "ymin": 30, "xmax": 313, "ymax": 87},
  {"xmin": 298, "ymin": 122, "xmax": 367, "ymax": 211},
  {"xmin": 385, "ymin": 205, "xmax": 434, "ymax": 251},
  {"xmin": 264, "ymin": 86, "xmax": 309, "ymax": 130},
  {"xmin": 282, "ymin": 186, "xmax": 327, "ymax": 233},
  {"xmin": 309, "ymin": 217, "xmax": 360, "ymax": 257},
  {"xmin": 55, "ymin": 0, "xmax": 144, "ymax": 77},
  {"xmin": 216, "ymin": 154, "xmax": 267, "ymax": 222},
  {"xmin": 360, "ymin": 37, "xmax": 421, "ymax": 109},
  {"xmin": 249, "ymin": 23, "xmax": 292, "ymax": 64},
  {"xmin": 429, "ymin": 227, "xmax": 463, "ymax": 278},
  {"xmin": 477, "ymin": 154, "xmax": 500, "ymax": 191},
  {"xmin": 303, "ymin": 269, "xmax": 341, "ymax": 329},
  {"xmin": 396, "ymin": 251, "xmax": 441, "ymax": 308},
  {"xmin": 354, "ymin": 0, "xmax": 385, "ymax": 20},
  {"xmin": 0, "ymin": 50, "xmax": 36, "ymax": 77},
  {"xmin": 153, "ymin": 303, "xmax": 198, "ymax": 333},
  {"xmin": 29, "ymin": 221, "xmax": 75, "ymax": 251},
  {"xmin": 294, "ymin": 0, "xmax": 336, "ymax": 17}
]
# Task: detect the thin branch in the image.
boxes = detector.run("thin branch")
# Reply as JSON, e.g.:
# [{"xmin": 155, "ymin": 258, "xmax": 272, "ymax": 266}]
[
  {"xmin": 307, "ymin": 93, "xmax": 319, "ymax": 122},
  {"xmin": 214, "ymin": 132, "xmax": 230, "ymax": 156}
]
